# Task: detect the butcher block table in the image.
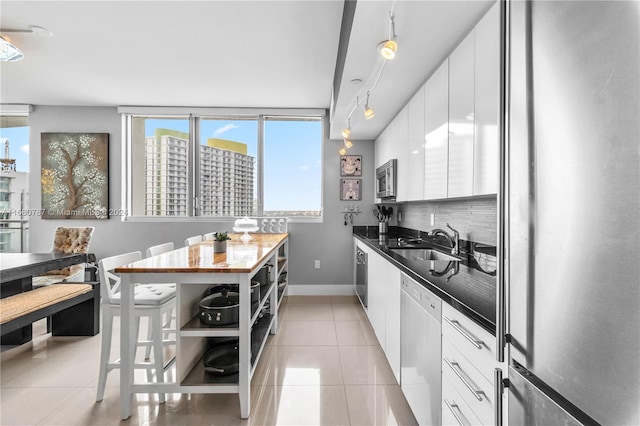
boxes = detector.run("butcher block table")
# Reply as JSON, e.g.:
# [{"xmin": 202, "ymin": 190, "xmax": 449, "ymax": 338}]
[{"xmin": 115, "ymin": 233, "xmax": 289, "ymax": 420}]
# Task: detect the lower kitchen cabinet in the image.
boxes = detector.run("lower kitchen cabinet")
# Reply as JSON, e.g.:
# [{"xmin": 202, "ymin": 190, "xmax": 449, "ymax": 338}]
[
  {"xmin": 356, "ymin": 240, "xmax": 401, "ymax": 383},
  {"xmin": 442, "ymin": 303, "xmax": 497, "ymax": 425}
]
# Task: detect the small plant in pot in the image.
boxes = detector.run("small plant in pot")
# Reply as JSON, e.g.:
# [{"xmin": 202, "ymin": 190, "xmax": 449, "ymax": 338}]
[{"xmin": 213, "ymin": 232, "xmax": 231, "ymax": 253}]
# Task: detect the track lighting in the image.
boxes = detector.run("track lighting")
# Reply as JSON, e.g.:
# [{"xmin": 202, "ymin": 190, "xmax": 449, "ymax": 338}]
[
  {"xmin": 341, "ymin": 118, "xmax": 351, "ymax": 139},
  {"xmin": 379, "ymin": 39, "xmax": 397, "ymax": 60},
  {"xmin": 379, "ymin": 11, "xmax": 398, "ymax": 60},
  {"xmin": 364, "ymin": 92, "xmax": 375, "ymax": 120},
  {"xmin": 337, "ymin": 3, "xmax": 396, "ymax": 153}
]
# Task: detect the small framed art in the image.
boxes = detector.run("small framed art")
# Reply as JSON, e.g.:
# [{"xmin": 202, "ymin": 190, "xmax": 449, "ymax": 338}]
[
  {"xmin": 340, "ymin": 178, "xmax": 361, "ymax": 201},
  {"xmin": 340, "ymin": 155, "xmax": 362, "ymax": 176}
]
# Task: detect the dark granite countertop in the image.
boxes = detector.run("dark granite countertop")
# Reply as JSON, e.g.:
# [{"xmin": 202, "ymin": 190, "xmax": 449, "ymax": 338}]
[{"xmin": 353, "ymin": 226, "xmax": 497, "ymax": 334}]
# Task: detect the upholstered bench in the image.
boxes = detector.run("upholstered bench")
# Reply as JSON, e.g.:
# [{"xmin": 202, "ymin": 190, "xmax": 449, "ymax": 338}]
[{"xmin": 0, "ymin": 282, "xmax": 100, "ymax": 338}]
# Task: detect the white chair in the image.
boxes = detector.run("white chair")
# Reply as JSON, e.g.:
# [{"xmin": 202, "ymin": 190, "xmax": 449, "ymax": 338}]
[
  {"xmin": 144, "ymin": 242, "xmax": 177, "ymax": 358},
  {"xmin": 184, "ymin": 235, "xmax": 203, "ymax": 247},
  {"xmin": 146, "ymin": 242, "xmax": 175, "ymax": 257},
  {"xmin": 202, "ymin": 232, "xmax": 215, "ymax": 241},
  {"xmin": 96, "ymin": 251, "xmax": 176, "ymax": 403}
]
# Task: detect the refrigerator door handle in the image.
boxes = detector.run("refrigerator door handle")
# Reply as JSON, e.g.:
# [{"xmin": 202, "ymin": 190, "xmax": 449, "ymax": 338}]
[
  {"xmin": 495, "ymin": 0, "xmax": 508, "ymax": 365},
  {"xmin": 495, "ymin": 367, "xmax": 504, "ymax": 426}
]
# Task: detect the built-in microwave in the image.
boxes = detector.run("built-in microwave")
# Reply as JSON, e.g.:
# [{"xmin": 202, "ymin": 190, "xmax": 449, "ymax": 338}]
[{"xmin": 376, "ymin": 159, "xmax": 397, "ymax": 199}]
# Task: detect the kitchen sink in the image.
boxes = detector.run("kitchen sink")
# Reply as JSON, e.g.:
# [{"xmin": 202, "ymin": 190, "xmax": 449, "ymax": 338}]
[{"xmin": 389, "ymin": 248, "xmax": 460, "ymax": 262}]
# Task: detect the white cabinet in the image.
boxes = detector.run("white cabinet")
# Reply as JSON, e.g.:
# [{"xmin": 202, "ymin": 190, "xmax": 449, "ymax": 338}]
[
  {"xmin": 441, "ymin": 303, "xmax": 497, "ymax": 425},
  {"xmin": 356, "ymin": 240, "xmax": 402, "ymax": 383},
  {"xmin": 383, "ymin": 259, "xmax": 401, "ymax": 382},
  {"xmin": 406, "ymin": 86, "xmax": 426, "ymax": 201},
  {"xmin": 393, "ymin": 106, "xmax": 409, "ymax": 202},
  {"xmin": 448, "ymin": 31, "xmax": 476, "ymax": 198},
  {"xmin": 424, "ymin": 59, "xmax": 450, "ymax": 200},
  {"xmin": 473, "ymin": 2, "xmax": 499, "ymax": 195},
  {"xmin": 375, "ymin": 106, "xmax": 408, "ymax": 202}
]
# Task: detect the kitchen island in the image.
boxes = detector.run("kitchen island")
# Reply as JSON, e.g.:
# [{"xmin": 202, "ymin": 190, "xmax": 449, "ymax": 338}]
[{"xmin": 115, "ymin": 233, "xmax": 289, "ymax": 420}]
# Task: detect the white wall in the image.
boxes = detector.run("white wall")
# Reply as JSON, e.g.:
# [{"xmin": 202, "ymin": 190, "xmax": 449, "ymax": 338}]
[{"xmin": 28, "ymin": 105, "xmax": 375, "ymax": 289}]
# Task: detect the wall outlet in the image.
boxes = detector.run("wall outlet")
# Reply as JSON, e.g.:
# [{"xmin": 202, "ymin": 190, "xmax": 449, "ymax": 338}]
[
  {"xmin": 430, "ymin": 214, "xmax": 436, "ymax": 226},
  {"xmin": 314, "ymin": 260, "xmax": 320, "ymax": 269}
]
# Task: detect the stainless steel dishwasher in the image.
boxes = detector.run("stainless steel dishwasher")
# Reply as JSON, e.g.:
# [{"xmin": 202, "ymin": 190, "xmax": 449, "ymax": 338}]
[
  {"xmin": 355, "ymin": 246, "xmax": 367, "ymax": 308},
  {"xmin": 401, "ymin": 272, "xmax": 442, "ymax": 426}
]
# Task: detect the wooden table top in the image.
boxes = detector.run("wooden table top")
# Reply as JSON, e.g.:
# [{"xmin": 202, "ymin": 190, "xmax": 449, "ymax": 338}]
[{"xmin": 115, "ymin": 233, "xmax": 288, "ymax": 274}]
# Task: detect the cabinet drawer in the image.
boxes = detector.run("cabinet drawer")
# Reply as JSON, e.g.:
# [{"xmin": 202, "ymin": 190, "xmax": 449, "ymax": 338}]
[
  {"xmin": 442, "ymin": 374, "xmax": 483, "ymax": 426},
  {"xmin": 443, "ymin": 338, "xmax": 494, "ymax": 425},
  {"xmin": 442, "ymin": 304, "xmax": 495, "ymax": 381}
]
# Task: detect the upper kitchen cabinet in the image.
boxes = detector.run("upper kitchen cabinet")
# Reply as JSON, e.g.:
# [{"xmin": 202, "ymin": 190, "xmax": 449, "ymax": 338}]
[
  {"xmin": 424, "ymin": 60, "xmax": 450, "ymax": 200},
  {"xmin": 405, "ymin": 86, "xmax": 426, "ymax": 201},
  {"xmin": 393, "ymin": 106, "xmax": 410, "ymax": 202},
  {"xmin": 375, "ymin": 106, "xmax": 408, "ymax": 202},
  {"xmin": 448, "ymin": 31, "xmax": 476, "ymax": 198},
  {"xmin": 473, "ymin": 2, "xmax": 499, "ymax": 195}
]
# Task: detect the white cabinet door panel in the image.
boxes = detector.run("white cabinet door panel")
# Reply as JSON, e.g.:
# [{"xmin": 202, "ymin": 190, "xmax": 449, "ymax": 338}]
[
  {"xmin": 448, "ymin": 31, "xmax": 475, "ymax": 198},
  {"xmin": 394, "ymin": 107, "xmax": 410, "ymax": 202},
  {"xmin": 407, "ymin": 86, "xmax": 425, "ymax": 201},
  {"xmin": 474, "ymin": 2, "xmax": 499, "ymax": 195},
  {"xmin": 424, "ymin": 60, "xmax": 450, "ymax": 200}
]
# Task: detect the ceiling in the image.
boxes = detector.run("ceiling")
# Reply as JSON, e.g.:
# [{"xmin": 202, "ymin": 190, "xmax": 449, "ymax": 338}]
[{"xmin": 0, "ymin": 0, "xmax": 494, "ymax": 141}]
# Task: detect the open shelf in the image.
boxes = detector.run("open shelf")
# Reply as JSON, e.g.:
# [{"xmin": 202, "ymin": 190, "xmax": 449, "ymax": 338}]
[{"xmin": 180, "ymin": 314, "xmax": 274, "ymax": 386}]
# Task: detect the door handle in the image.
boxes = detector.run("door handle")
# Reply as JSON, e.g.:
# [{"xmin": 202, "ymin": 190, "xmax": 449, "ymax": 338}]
[
  {"xmin": 444, "ymin": 317, "xmax": 484, "ymax": 349},
  {"xmin": 444, "ymin": 358, "xmax": 485, "ymax": 401},
  {"xmin": 444, "ymin": 398, "xmax": 470, "ymax": 426}
]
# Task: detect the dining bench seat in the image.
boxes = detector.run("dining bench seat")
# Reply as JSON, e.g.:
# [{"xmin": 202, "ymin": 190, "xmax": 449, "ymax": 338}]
[{"xmin": 0, "ymin": 282, "xmax": 100, "ymax": 338}]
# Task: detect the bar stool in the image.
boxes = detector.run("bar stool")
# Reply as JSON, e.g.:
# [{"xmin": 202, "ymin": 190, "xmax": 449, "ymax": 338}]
[{"xmin": 96, "ymin": 251, "xmax": 176, "ymax": 403}]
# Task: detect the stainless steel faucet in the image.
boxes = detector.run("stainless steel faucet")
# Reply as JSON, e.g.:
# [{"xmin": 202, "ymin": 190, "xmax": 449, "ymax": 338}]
[{"xmin": 429, "ymin": 223, "xmax": 460, "ymax": 256}]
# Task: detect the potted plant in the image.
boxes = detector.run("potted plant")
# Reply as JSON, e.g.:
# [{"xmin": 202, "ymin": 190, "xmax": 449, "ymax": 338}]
[{"xmin": 213, "ymin": 232, "xmax": 231, "ymax": 253}]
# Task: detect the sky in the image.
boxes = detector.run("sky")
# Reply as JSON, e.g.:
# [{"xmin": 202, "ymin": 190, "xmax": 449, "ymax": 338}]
[
  {"xmin": 0, "ymin": 126, "xmax": 30, "ymax": 172},
  {"xmin": 146, "ymin": 118, "xmax": 322, "ymax": 211}
]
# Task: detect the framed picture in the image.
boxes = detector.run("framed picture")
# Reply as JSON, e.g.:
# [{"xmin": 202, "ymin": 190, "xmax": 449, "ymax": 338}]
[
  {"xmin": 340, "ymin": 178, "xmax": 361, "ymax": 201},
  {"xmin": 340, "ymin": 155, "xmax": 362, "ymax": 176},
  {"xmin": 41, "ymin": 133, "xmax": 109, "ymax": 219}
]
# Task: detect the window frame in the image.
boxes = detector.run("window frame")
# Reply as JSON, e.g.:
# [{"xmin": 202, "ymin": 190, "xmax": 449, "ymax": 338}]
[{"xmin": 120, "ymin": 107, "xmax": 325, "ymax": 223}]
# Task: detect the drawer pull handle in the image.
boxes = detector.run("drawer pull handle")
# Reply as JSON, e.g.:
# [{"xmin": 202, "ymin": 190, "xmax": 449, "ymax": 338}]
[
  {"xmin": 445, "ymin": 358, "xmax": 485, "ymax": 401},
  {"xmin": 444, "ymin": 317, "xmax": 484, "ymax": 349},
  {"xmin": 444, "ymin": 398, "xmax": 470, "ymax": 426}
]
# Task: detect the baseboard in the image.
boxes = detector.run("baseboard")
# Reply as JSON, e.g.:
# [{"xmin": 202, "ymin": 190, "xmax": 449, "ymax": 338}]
[{"xmin": 285, "ymin": 284, "xmax": 355, "ymax": 296}]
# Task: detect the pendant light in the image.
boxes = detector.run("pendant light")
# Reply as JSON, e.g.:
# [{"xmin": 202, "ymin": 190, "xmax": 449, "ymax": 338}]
[
  {"xmin": 339, "ymin": 147, "xmax": 347, "ymax": 156},
  {"xmin": 343, "ymin": 139, "xmax": 353, "ymax": 149}
]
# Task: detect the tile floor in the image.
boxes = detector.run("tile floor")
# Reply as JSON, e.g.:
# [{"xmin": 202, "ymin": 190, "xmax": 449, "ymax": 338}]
[{"xmin": 1, "ymin": 295, "xmax": 417, "ymax": 425}]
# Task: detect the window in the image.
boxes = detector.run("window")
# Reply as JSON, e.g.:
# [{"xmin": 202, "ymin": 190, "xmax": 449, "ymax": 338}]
[{"xmin": 123, "ymin": 109, "xmax": 323, "ymax": 220}]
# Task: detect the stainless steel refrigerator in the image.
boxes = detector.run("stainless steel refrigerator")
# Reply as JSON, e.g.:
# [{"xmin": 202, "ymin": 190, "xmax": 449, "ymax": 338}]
[{"xmin": 507, "ymin": 0, "xmax": 640, "ymax": 425}]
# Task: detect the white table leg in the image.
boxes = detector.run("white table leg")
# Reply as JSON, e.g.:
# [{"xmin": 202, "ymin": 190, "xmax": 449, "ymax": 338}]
[
  {"xmin": 120, "ymin": 273, "xmax": 134, "ymax": 420},
  {"xmin": 238, "ymin": 274, "xmax": 251, "ymax": 418}
]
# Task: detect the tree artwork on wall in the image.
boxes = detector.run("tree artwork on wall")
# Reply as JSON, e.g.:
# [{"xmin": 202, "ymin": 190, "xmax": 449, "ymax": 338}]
[{"xmin": 41, "ymin": 133, "xmax": 109, "ymax": 219}]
